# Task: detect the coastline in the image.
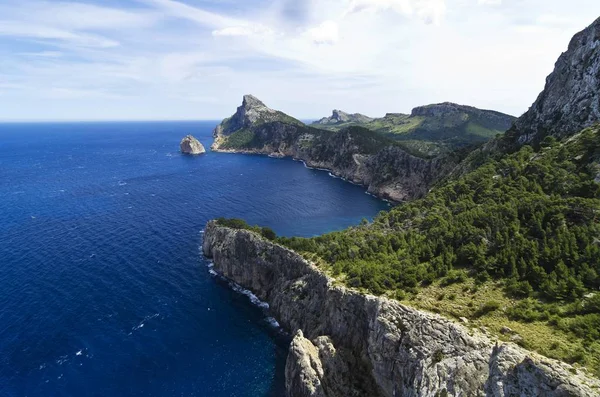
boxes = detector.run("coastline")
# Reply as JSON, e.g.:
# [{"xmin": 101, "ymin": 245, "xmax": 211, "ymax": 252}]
[
  {"xmin": 211, "ymin": 147, "xmax": 399, "ymax": 205},
  {"xmin": 203, "ymin": 222, "xmax": 600, "ymax": 397}
]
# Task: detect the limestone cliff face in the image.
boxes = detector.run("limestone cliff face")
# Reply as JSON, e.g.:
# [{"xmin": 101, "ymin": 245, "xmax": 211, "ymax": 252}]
[
  {"xmin": 203, "ymin": 222, "xmax": 600, "ymax": 397},
  {"xmin": 180, "ymin": 135, "xmax": 206, "ymax": 155},
  {"xmin": 509, "ymin": 17, "xmax": 600, "ymax": 145},
  {"xmin": 212, "ymin": 97, "xmax": 457, "ymax": 201}
]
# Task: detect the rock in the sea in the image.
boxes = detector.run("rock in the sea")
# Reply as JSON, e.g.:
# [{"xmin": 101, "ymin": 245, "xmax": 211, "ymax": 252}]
[{"xmin": 180, "ymin": 135, "xmax": 206, "ymax": 155}]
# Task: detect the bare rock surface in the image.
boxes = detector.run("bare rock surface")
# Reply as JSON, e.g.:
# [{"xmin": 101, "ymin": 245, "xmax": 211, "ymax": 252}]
[
  {"xmin": 509, "ymin": 17, "xmax": 600, "ymax": 145},
  {"xmin": 180, "ymin": 135, "xmax": 205, "ymax": 155}
]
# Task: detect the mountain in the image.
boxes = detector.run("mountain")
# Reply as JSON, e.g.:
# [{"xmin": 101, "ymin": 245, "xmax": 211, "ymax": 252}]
[
  {"xmin": 507, "ymin": 17, "xmax": 600, "ymax": 146},
  {"xmin": 457, "ymin": 16, "xmax": 600, "ymax": 175},
  {"xmin": 312, "ymin": 102, "xmax": 516, "ymax": 157},
  {"xmin": 206, "ymin": 16, "xmax": 600, "ymax": 394},
  {"xmin": 314, "ymin": 109, "xmax": 374, "ymax": 125},
  {"xmin": 212, "ymin": 96, "xmax": 462, "ymax": 201}
]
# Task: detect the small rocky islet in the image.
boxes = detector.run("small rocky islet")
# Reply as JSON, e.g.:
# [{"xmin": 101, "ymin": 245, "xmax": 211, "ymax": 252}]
[{"xmin": 179, "ymin": 134, "xmax": 206, "ymax": 155}]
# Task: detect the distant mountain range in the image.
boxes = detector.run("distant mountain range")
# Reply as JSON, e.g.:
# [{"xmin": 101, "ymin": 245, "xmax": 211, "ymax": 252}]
[{"xmin": 312, "ymin": 103, "xmax": 515, "ymax": 157}]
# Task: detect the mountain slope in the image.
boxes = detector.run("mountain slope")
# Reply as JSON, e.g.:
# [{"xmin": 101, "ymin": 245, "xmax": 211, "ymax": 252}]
[
  {"xmin": 312, "ymin": 103, "xmax": 516, "ymax": 157},
  {"xmin": 508, "ymin": 17, "xmax": 600, "ymax": 146}
]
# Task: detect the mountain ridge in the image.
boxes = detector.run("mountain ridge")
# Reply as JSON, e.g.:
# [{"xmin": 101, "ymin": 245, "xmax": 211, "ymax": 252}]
[{"xmin": 311, "ymin": 102, "xmax": 515, "ymax": 157}]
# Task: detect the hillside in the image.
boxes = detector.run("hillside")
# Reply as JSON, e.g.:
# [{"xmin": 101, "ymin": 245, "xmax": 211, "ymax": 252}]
[{"xmin": 312, "ymin": 103, "xmax": 515, "ymax": 157}]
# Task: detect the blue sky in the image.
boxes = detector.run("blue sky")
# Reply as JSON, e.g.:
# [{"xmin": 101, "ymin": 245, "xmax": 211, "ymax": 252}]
[{"xmin": 0, "ymin": 0, "xmax": 599, "ymax": 121}]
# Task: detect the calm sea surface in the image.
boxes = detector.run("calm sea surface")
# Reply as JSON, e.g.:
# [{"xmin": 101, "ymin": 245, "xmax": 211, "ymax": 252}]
[{"xmin": 0, "ymin": 121, "xmax": 389, "ymax": 396}]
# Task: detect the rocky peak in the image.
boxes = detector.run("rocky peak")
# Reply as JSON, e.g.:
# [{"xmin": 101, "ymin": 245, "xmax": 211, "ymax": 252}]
[
  {"xmin": 216, "ymin": 95, "xmax": 302, "ymax": 136},
  {"xmin": 331, "ymin": 109, "xmax": 349, "ymax": 122},
  {"xmin": 314, "ymin": 109, "xmax": 373, "ymax": 125},
  {"xmin": 241, "ymin": 94, "xmax": 267, "ymax": 110},
  {"xmin": 511, "ymin": 17, "xmax": 600, "ymax": 144}
]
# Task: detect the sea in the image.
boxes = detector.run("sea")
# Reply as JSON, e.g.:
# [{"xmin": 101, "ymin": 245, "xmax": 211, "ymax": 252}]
[{"xmin": 0, "ymin": 121, "xmax": 389, "ymax": 396}]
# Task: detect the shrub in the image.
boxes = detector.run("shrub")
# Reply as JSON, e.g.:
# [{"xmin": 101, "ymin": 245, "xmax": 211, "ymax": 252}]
[
  {"xmin": 473, "ymin": 300, "xmax": 501, "ymax": 318},
  {"xmin": 505, "ymin": 279, "xmax": 534, "ymax": 298},
  {"xmin": 261, "ymin": 227, "xmax": 277, "ymax": 241}
]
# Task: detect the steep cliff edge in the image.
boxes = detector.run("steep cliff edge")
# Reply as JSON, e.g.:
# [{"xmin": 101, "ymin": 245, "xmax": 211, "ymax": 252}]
[
  {"xmin": 203, "ymin": 222, "xmax": 600, "ymax": 397},
  {"xmin": 503, "ymin": 17, "xmax": 600, "ymax": 148},
  {"xmin": 212, "ymin": 97, "xmax": 459, "ymax": 201}
]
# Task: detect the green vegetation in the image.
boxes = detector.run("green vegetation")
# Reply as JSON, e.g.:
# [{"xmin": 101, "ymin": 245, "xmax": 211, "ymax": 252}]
[
  {"xmin": 216, "ymin": 125, "xmax": 600, "ymax": 374},
  {"xmin": 215, "ymin": 218, "xmax": 276, "ymax": 241},
  {"xmin": 275, "ymin": 126, "xmax": 600, "ymax": 374},
  {"xmin": 313, "ymin": 107, "xmax": 514, "ymax": 158},
  {"xmin": 221, "ymin": 129, "xmax": 256, "ymax": 149}
]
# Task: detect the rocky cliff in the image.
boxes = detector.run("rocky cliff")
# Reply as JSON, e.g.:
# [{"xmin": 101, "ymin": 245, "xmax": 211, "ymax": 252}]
[
  {"xmin": 203, "ymin": 222, "xmax": 600, "ymax": 397},
  {"xmin": 212, "ymin": 97, "xmax": 459, "ymax": 201},
  {"xmin": 508, "ymin": 17, "xmax": 600, "ymax": 146},
  {"xmin": 454, "ymin": 16, "xmax": 600, "ymax": 176},
  {"xmin": 180, "ymin": 135, "xmax": 206, "ymax": 155}
]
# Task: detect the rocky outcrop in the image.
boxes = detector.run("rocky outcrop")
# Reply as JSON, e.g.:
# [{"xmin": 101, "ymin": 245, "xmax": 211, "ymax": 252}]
[
  {"xmin": 509, "ymin": 17, "xmax": 600, "ymax": 145},
  {"xmin": 180, "ymin": 135, "xmax": 206, "ymax": 155},
  {"xmin": 314, "ymin": 110, "xmax": 373, "ymax": 125},
  {"xmin": 203, "ymin": 222, "xmax": 600, "ymax": 397}
]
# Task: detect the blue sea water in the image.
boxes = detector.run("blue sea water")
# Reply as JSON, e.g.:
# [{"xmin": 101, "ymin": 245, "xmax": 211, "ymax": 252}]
[{"xmin": 0, "ymin": 121, "xmax": 389, "ymax": 396}]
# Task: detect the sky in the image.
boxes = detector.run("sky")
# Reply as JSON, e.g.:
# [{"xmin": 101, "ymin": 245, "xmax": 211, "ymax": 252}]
[{"xmin": 0, "ymin": 0, "xmax": 599, "ymax": 121}]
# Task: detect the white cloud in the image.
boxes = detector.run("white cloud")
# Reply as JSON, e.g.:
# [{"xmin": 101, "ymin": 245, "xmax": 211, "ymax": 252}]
[
  {"xmin": 478, "ymin": 0, "xmax": 502, "ymax": 5},
  {"xmin": 414, "ymin": 0, "xmax": 446, "ymax": 25},
  {"xmin": 345, "ymin": 0, "xmax": 446, "ymax": 25},
  {"xmin": 304, "ymin": 21, "xmax": 339, "ymax": 44},
  {"xmin": 346, "ymin": 0, "xmax": 413, "ymax": 15}
]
